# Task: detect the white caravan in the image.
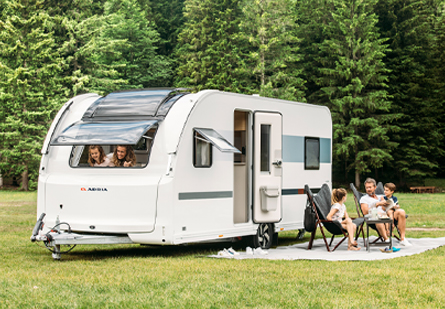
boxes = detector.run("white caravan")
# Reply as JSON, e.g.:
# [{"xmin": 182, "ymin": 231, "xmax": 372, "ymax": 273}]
[{"xmin": 31, "ymin": 89, "xmax": 332, "ymax": 259}]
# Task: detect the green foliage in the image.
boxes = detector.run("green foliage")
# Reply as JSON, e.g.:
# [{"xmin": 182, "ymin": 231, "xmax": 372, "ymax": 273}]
[
  {"xmin": 303, "ymin": 0, "xmax": 396, "ymax": 185},
  {"xmin": 239, "ymin": 0, "xmax": 306, "ymax": 101},
  {"xmin": 175, "ymin": 0, "xmax": 248, "ymax": 92},
  {"xmin": 378, "ymin": 0, "xmax": 444, "ymax": 182},
  {"xmin": 100, "ymin": 0, "xmax": 172, "ymax": 89},
  {"xmin": 0, "ymin": 0, "xmax": 65, "ymax": 190},
  {"xmin": 1, "ymin": 0, "xmax": 445, "ymax": 187},
  {"xmin": 149, "ymin": 0, "xmax": 186, "ymax": 57}
]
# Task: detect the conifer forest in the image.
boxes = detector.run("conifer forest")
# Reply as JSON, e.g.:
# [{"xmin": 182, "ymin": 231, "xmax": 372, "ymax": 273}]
[{"xmin": 0, "ymin": 0, "xmax": 444, "ymax": 190}]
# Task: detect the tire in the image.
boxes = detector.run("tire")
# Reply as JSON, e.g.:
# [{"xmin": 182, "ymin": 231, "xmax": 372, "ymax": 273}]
[
  {"xmin": 296, "ymin": 228, "xmax": 306, "ymax": 240},
  {"xmin": 253, "ymin": 223, "xmax": 274, "ymax": 249}
]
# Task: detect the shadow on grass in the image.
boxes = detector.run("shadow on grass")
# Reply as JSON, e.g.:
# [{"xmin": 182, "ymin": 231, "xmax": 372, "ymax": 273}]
[{"xmin": 36, "ymin": 234, "xmax": 310, "ymax": 261}]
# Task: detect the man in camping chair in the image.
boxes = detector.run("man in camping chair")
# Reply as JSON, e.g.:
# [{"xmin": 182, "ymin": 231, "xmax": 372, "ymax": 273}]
[{"xmin": 360, "ymin": 178, "xmax": 411, "ymax": 246}]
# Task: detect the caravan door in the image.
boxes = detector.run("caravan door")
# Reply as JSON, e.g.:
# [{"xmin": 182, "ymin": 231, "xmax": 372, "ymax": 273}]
[{"xmin": 253, "ymin": 112, "xmax": 282, "ymax": 223}]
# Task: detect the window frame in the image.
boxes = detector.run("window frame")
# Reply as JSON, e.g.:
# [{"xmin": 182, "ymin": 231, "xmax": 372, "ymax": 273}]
[
  {"xmin": 68, "ymin": 124, "xmax": 159, "ymax": 169},
  {"xmin": 193, "ymin": 131, "xmax": 213, "ymax": 168},
  {"xmin": 304, "ymin": 137, "xmax": 320, "ymax": 170}
]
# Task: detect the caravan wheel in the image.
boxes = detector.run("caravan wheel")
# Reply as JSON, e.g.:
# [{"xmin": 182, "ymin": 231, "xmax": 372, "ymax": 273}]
[{"xmin": 253, "ymin": 223, "xmax": 274, "ymax": 249}]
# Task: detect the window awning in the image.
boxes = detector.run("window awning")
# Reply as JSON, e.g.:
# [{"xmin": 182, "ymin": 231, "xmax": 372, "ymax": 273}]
[
  {"xmin": 51, "ymin": 120, "xmax": 159, "ymax": 145},
  {"xmin": 194, "ymin": 128, "xmax": 241, "ymax": 153}
]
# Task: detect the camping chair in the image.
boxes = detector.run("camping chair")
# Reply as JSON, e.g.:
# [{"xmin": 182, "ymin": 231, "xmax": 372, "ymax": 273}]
[
  {"xmin": 350, "ymin": 183, "xmax": 384, "ymax": 243},
  {"xmin": 305, "ymin": 184, "xmax": 364, "ymax": 252},
  {"xmin": 375, "ymin": 181, "xmax": 407, "ymax": 241},
  {"xmin": 350, "ymin": 183, "xmax": 406, "ymax": 242},
  {"xmin": 375, "ymin": 182, "xmax": 385, "ymax": 195}
]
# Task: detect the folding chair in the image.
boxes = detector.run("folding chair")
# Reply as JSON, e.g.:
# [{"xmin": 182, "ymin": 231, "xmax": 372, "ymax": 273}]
[
  {"xmin": 350, "ymin": 183, "xmax": 405, "ymax": 242},
  {"xmin": 306, "ymin": 184, "xmax": 364, "ymax": 252}
]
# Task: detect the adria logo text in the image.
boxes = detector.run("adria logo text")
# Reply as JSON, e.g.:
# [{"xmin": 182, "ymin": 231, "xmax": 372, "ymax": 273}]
[{"xmin": 81, "ymin": 187, "xmax": 108, "ymax": 192}]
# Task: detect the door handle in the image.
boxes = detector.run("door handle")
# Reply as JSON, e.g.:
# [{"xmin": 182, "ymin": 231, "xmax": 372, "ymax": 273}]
[{"xmin": 272, "ymin": 160, "xmax": 282, "ymax": 167}]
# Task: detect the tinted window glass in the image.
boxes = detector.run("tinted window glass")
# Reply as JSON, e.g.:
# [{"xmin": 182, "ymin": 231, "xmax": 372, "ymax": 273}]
[
  {"xmin": 305, "ymin": 137, "xmax": 320, "ymax": 170},
  {"xmin": 260, "ymin": 125, "xmax": 271, "ymax": 172}
]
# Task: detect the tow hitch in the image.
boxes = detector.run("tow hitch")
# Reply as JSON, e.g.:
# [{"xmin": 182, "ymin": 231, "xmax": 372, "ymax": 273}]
[
  {"xmin": 30, "ymin": 213, "xmax": 76, "ymax": 260},
  {"xmin": 30, "ymin": 213, "xmax": 134, "ymax": 260}
]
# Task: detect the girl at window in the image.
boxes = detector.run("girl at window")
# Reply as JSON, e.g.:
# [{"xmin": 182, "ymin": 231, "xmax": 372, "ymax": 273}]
[{"xmin": 88, "ymin": 145, "xmax": 112, "ymax": 167}]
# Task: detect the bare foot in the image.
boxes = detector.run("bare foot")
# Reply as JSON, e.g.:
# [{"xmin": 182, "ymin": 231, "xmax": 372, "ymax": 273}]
[
  {"xmin": 351, "ymin": 241, "xmax": 358, "ymax": 247},
  {"xmin": 348, "ymin": 246, "xmax": 361, "ymax": 251}
]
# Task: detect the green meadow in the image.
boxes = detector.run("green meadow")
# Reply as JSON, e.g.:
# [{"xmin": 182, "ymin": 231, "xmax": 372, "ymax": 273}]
[{"xmin": 1, "ymin": 191, "xmax": 445, "ymax": 308}]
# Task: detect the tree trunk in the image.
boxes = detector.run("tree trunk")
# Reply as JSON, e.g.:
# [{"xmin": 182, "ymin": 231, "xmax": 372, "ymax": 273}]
[
  {"xmin": 21, "ymin": 168, "xmax": 29, "ymax": 191},
  {"xmin": 355, "ymin": 170, "xmax": 360, "ymax": 190}
]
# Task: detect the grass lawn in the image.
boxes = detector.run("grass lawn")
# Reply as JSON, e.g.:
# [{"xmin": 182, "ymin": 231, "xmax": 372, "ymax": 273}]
[{"xmin": 1, "ymin": 191, "xmax": 445, "ymax": 308}]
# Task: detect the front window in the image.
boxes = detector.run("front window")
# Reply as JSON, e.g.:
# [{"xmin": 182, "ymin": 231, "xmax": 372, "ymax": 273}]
[{"xmin": 69, "ymin": 125, "xmax": 157, "ymax": 168}]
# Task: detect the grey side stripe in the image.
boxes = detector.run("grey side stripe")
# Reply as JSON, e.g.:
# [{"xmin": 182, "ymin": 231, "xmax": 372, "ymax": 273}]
[{"xmin": 179, "ymin": 191, "xmax": 233, "ymax": 200}]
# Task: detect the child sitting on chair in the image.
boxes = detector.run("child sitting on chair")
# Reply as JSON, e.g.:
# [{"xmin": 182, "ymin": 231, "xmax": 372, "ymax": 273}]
[
  {"xmin": 327, "ymin": 188, "xmax": 361, "ymax": 251},
  {"xmin": 382, "ymin": 182, "xmax": 399, "ymax": 235},
  {"xmin": 383, "ymin": 183, "xmax": 399, "ymax": 218},
  {"xmin": 382, "ymin": 182, "xmax": 411, "ymax": 246}
]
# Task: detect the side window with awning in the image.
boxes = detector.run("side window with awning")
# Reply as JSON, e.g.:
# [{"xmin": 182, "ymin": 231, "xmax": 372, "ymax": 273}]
[{"xmin": 193, "ymin": 128, "xmax": 240, "ymax": 168}]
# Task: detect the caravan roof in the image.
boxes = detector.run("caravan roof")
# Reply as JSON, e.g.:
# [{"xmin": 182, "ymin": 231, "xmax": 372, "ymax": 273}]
[
  {"xmin": 82, "ymin": 88, "xmax": 189, "ymax": 121},
  {"xmin": 50, "ymin": 88, "xmax": 188, "ymax": 146}
]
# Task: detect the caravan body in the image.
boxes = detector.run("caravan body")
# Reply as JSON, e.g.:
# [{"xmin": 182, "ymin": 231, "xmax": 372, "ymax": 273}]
[{"xmin": 36, "ymin": 89, "xmax": 331, "ymax": 253}]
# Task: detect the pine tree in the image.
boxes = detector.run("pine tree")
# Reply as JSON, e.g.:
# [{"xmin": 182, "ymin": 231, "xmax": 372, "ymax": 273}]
[
  {"xmin": 149, "ymin": 0, "xmax": 186, "ymax": 57},
  {"xmin": 239, "ymin": 0, "xmax": 306, "ymax": 101},
  {"xmin": 175, "ymin": 0, "xmax": 247, "ymax": 92},
  {"xmin": 295, "ymin": 0, "xmax": 334, "ymax": 104},
  {"xmin": 434, "ymin": 0, "xmax": 445, "ymax": 176},
  {"xmin": 0, "ymin": 0, "xmax": 64, "ymax": 190},
  {"xmin": 100, "ymin": 0, "xmax": 172, "ymax": 89},
  {"xmin": 316, "ymin": 0, "xmax": 395, "ymax": 188},
  {"xmin": 377, "ymin": 0, "xmax": 444, "ymax": 184}
]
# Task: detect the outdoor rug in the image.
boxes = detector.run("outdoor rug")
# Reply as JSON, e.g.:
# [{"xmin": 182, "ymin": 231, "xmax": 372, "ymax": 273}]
[{"xmin": 209, "ymin": 237, "xmax": 445, "ymax": 261}]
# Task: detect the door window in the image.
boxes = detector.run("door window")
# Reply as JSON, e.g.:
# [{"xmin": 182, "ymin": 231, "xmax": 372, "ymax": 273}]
[{"xmin": 260, "ymin": 124, "xmax": 271, "ymax": 172}]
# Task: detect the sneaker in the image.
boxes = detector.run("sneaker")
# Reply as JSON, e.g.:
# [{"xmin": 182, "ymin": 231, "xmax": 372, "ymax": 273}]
[
  {"xmin": 254, "ymin": 247, "xmax": 268, "ymax": 255},
  {"xmin": 245, "ymin": 247, "xmax": 253, "ymax": 255},
  {"xmin": 227, "ymin": 247, "xmax": 240, "ymax": 256},
  {"xmin": 399, "ymin": 239, "xmax": 412, "ymax": 247},
  {"xmin": 217, "ymin": 249, "xmax": 230, "ymax": 257},
  {"xmin": 383, "ymin": 238, "xmax": 390, "ymax": 244},
  {"xmin": 380, "ymin": 247, "xmax": 393, "ymax": 253}
]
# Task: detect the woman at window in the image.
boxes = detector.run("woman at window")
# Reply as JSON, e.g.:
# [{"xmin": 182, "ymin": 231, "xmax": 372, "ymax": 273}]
[{"xmin": 112, "ymin": 145, "xmax": 136, "ymax": 167}]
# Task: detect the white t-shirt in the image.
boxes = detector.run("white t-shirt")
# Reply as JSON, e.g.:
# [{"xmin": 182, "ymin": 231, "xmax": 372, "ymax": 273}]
[
  {"xmin": 330, "ymin": 202, "xmax": 346, "ymax": 222},
  {"xmin": 360, "ymin": 194, "xmax": 384, "ymax": 209},
  {"xmin": 94, "ymin": 156, "xmax": 112, "ymax": 167}
]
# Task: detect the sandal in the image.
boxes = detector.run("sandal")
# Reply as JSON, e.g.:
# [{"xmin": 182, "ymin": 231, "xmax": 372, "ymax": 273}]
[{"xmin": 348, "ymin": 246, "xmax": 361, "ymax": 251}]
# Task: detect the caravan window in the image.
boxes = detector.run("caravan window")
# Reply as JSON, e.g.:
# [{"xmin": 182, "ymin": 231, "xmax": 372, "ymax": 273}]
[
  {"xmin": 69, "ymin": 125, "xmax": 158, "ymax": 168},
  {"xmin": 194, "ymin": 131, "xmax": 213, "ymax": 168},
  {"xmin": 305, "ymin": 137, "xmax": 320, "ymax": 170},
  {"xmin": 193, "ymin": 128, "xmax": 241, "ymax": 168}
]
